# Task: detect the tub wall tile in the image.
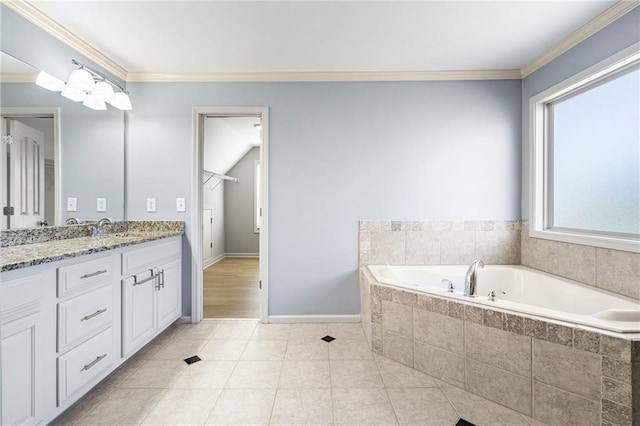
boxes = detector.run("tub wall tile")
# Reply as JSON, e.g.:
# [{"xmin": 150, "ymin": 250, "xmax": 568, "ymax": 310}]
[
  {"xmin": 632, "ymin": 362, "xmax": 640, "ymax": 426},
  {"xmin": 405, "ymin": 231, "xmax": 440, "ymax": 265},
  {"xmin": 464, "ymin": 305, "xmax": 483, "ymax": 324},
  {"xmin": 602, "ymin": 377, "xmax": 632, "ymax": 407},
  {"xmin": 547, "ymin": 323, "xmax": 572, "ymax": 347},
  {"xmin": 430, "ymin": 297, "xmax": 448, "ymax": 316},
  {"xmin": 413, "ymin": 310, "xmax": 464, "ymax": 355},
  {"xmin": 415, "ymin": 294, "xmax": 432, "ymax": 311},
  {"xmin": 447, "ymin": 302, "xmax": 464, "ymax": 319},
  {"xmin": 391, "ymin": 289, "xmax": 417, "ymax": 307},
  {"xmin": 602, "ymin": 357, "xmax": 632, "ymax": 384},
  {"xmin": 381, "ymin": 301, "xmax": 412, "ymax": 339},
  {"xmin": 533, "ymin": 339, "xmax": 602, "ymax": 401},
  {"xmin": 414, "ymin": 342, "xmax": 465, "ymax": 388},
  {"xmin": 466, "ymin": 359, "xmax": 532, "ymax": 415},
  {"xmin": 440, "ymin": 231, "xmax": 476, "ymax": 264},
  {"xmin": 476, "ymin": 230, "xmax": 521, "ymax": 264},
  {"xmin": 382, "ymin": 331, "xmax": 414, "ymax": 367},
  {"xmin": 370, "ymin": 231, "xmax": 405, "ymax": 265},
  {"xmin": 502, "ymin": 313, "xmax": 524, "ymax": 335},
  {"xmin": 572, "ymin": 329, "xmax": 600, "ymax": 354},
  {"xmin": 483, "ymin": 309, "xmax": 503, "ymax": 330},
  {"xmin": 523, "ymin": 317, "xmax": 547, "ymax": 340},
  {"xmin": 601, "ymin": 335, "xmax": 632, "ymax": 361},
  {"xmin": 602, "ymin": 399, "xmax": 632, "ymax": 426},
  {"xmin": 533, "ymin": 382, "xmax": 600, "ymax": 426},
  {"xmin": 595, "ymin": 249, "xmax": 640, "ymax": 300},
  {"xmin": 465, "ymin": 322, "xmax": 531, "ymax": 377}
]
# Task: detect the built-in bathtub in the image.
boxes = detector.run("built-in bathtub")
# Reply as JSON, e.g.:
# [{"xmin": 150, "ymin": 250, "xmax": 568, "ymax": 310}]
[{"xmin": 367, "ymin": 264, "xmax": 640, "ymax": 334}]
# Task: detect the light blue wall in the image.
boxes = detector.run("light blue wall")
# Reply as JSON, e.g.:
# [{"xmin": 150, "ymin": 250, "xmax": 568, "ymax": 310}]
[
  {"xmin": 126, "ymin": 80, "xmax": 522, "ymax": 316},
  {"xmin": 521, "ymin": 7, "xmax": 640, "ymax": 219}
]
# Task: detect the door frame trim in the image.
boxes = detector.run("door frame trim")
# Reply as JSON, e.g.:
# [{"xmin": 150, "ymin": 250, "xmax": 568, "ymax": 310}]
[{"xmin": 191, "ymin": 106, "xmax": 269, "ymax": 323}]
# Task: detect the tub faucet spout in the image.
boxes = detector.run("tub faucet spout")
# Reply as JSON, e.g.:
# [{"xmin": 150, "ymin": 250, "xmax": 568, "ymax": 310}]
[{"xmin": 464, "ymin": 259, "xmax": 485, "ymax": 297}]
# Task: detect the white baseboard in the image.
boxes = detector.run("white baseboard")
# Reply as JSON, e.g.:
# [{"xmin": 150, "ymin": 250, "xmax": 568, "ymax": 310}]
[
  {"xmin": 203, "ymin": 253, "xmax": 225, "ymax": 269},
  {"xmin": 268, "ymin": 314, "xmax": 361, "ymax": 324},
  {"xmin": 177, "ymin": 316, "xmax": 192, "ymax": 324},
  {"xmin": 225, "ymin": 253, "xmax": 259, "ymax": 258}
]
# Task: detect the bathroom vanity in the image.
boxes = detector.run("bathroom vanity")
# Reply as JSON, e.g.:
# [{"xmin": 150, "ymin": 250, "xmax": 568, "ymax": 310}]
[{"xmin": 0, "ymin": 222, "xmax": 183, "ymax": 425}]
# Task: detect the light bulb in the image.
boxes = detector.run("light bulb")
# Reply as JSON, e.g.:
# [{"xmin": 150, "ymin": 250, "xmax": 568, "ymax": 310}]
[
  {"xmin": 68, "ymin": 68, "xmax": 95, "ymax": 92},
  {"xmin": 35, "ymin": 71, "xmax": 65, "ymax": 91},
  {"xmin": 61, "ymin": 84, "xmax": 87, "ymax": 102},
  {"xmin": 94, "ymin": 81, "xmax": 114, "ymax": 102},
  {"xmin": 83, "ymin": 93, "xmax": 107, "ymax": 110},
  {"xmin": 107, "ymin": 92, "xmax": 132, "ymax": 110}
]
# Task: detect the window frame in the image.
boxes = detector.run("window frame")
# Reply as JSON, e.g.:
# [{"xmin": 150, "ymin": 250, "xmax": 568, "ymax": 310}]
[{"xmin": 529, "ymin": 43, "xmax": 640, "ymax": 253}]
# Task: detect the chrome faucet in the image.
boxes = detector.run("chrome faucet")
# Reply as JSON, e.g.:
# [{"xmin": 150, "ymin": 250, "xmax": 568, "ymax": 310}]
[
  {"xmin": 65, "ymin": 217, "xmax": 79, "ymax": 225},
  {"xmin": 464, "ymin": 259, "xmax": 485, "ymax": 297},
  {"xmin": 93, "ymin": 217, "xmax": 113, "ymax": 237}
]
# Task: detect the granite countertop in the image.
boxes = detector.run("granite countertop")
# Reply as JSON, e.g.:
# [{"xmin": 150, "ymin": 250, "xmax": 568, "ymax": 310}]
[{"xmin": 1, "ymin": 223, "xmax": 184, "ymax": 272}]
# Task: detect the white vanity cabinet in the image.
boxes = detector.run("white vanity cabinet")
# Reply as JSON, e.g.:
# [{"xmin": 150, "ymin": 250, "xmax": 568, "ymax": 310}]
[
  {"xmin": 121, "ymin": 237, "xmax": 181, "ymax": 357},
  {"xmin": 0, "ymin": 273, "xmax": 51, "ymax": 426}
]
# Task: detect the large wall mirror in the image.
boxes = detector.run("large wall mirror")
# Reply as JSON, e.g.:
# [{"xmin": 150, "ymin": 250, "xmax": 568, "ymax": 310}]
[{"xmin": 0, "ymin": 50, "xmax": 125, "ymax": 229}]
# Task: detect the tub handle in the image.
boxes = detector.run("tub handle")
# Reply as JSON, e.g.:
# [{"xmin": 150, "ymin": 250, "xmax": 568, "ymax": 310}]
[
  {"xmin": 442, "ymin": 279, "xmax": 455, "ymax": 293},
  {"xmin": 487, "ymin": 289, "xmax": 506, "ymax": 301}
]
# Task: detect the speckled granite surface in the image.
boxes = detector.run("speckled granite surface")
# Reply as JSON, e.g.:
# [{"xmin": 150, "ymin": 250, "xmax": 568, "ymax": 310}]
[{"xmin": 0, "ymin": 221, "xmax": 184, "ymax": 272}]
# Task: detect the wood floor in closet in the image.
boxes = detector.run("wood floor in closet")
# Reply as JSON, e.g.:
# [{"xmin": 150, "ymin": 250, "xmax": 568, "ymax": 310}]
[{"xmin": 203, "ymin": 257, "xmax": 260, "ymax": 318}]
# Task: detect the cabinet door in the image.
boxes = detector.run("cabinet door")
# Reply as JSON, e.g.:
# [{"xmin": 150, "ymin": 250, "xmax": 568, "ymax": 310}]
[
  {"xmin": 156, "ymin": 259, "xmax": 182, "ymax": 331},
  {"xmin": 1, "ymin": 313, "xmax": 44, "ymax": 425},
  {"xmin": 121, "ymin": 273, "xmax": 156, "ymax": 356}
]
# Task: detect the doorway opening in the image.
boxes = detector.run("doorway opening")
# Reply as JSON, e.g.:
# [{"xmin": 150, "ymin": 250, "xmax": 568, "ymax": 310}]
[
  {"xmin": 192, "ymin": 107, "xmax": 269, "ymax": 323},
  {"xmin": 1, "ymin": 108, "xmax": 59, "ymax": 229}
]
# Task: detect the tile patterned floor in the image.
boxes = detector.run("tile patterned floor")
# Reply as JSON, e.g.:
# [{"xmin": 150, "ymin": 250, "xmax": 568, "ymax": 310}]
[{"xmin": 54, "ymin": 320, "xmax": 545, "ymax": 426}]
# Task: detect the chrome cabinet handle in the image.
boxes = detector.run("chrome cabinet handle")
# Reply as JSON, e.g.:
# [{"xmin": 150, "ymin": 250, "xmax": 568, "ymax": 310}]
[
  {"xmin": 160, "ymin": 269, "xmax": 165, "ymax": 289},
  {"xmin": 81, "ymin": 308, "xmax": 107, "ymax": 321},
  {"xmin": 133, "ymin": 269, "xmax": 158, "ymax": 286},
  {"xmin": 80, "ymin": 354, "xmax": 107, "ymax": 372},
  {"xmin": 80, "ymin": 269, "xmax": 108, "ymax": 279}
]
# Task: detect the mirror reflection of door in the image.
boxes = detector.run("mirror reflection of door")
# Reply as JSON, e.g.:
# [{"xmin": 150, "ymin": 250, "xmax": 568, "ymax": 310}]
[{"xmin": 1, "ymin": 116, "xmax": 54, "ymax": 229}]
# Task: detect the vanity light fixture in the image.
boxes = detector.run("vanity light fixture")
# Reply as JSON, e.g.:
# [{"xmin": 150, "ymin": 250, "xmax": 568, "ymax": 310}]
[{"xmin": 35, "ymin": 59, "xmax": 132, "ymax": 111}]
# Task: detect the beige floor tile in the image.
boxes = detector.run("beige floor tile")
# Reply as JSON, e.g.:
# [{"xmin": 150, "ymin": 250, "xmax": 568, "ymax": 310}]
[
  {"xmin": 120, "ymin": 360, "xmax": 186, "ymax": 388},
  {"xmin": 79, "ymin": 388, "xmax": 166, "ymax": 425},
  {"xmin": 240, "ymin": 340, "xmax": 288, "ymax": 361},
  {"xmin": 152, "ymin": 338, "xmax": 208, "ymax": 360},
  {"xmin": 328, "ymin": 323, "xmax": 368, "ymax": 341},
  {"xmin": 250, "ymin": 323, "xmax": 291, "ymax": 340},
  {"xmin": 51, "ymin": 387, "xmax": 114, "ymax": 425},
  {"xmin": 442, "ymin": 386, "xmax": 531, "ymax": 426},
  {"xmin": 270, "ymin": 388, "xmax": 333, "ymax": 425},
  {"xmin": 329, "ymin": 339, "xmax": 375, "ymax": 360},
  {"xmin": 279, "ymin": 360, "xmax": 331, "ymax": 388},
  {"xmin": 213, "ymin": 322, "xmax": 258, "ymax": 339},
  {"xmin": 330, "ymin": 360, "xmax": 384, "ymax": 388},
  {"xmin": 200, "ymin": 339, "xmax": 248, "ymax": 360},
  {"xmin": 174, "ymin": 322, "xmax": 221, "ymax": 340},
  {"xmin": 332, "ymin": 388, "xmax": 398, "ymax": 425},
  {"xmin": 172, "ymin": 360, "xmax": 237, "ymax": 389},
  {"xmin": 284, "ymin": 340, "xmax": 329, "ymax": 360},
  {"xmin": 225, "ymin": 360, "xmax": 283, "ymax": 388},
  {"xmin": 95, "ymin": 364, "xmax": 137, "ymax": 390},
  {"xmin": 205, "ymin": 388, "xmax": 276, "ymax": 425},
  {"xmin": 375, "ymin": 354, "xmax": 438, "ymax": 388},
  {"xmin": 141, "ymin": 389, "xmax": 221, "ymax": 425},
  {"xmin": 387, "ymin": 388, "xmax": 458, "ymax": 425},
  {"xmin": 288, "ymin": 323, "xmax": 329, "ymax": 341}
]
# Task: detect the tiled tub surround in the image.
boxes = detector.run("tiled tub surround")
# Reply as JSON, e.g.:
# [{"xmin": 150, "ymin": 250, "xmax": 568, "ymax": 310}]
[
  {"xmin": 0, "ymin": 221, "xmax": 184, "ymax": 271},
  {"xmin": 360, "ymin": 268, "xmax": 640, "ymax": 426}
]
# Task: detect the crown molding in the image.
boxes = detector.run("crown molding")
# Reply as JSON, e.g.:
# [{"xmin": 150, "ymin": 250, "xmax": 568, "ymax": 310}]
[
  {"xmin": 0, "ymin": 72, "xmax": 37, "ymax": 82},
  {"xmin": 126, "ymin": 69, "xmax": 522, "ymax": 83},
  {"xmin": 1, "ymin": 0, "xmax": 128, "ymax": 81},
  {"xmin": 521, "ymin": 0, "xmax": 640, "ymax": 78}
]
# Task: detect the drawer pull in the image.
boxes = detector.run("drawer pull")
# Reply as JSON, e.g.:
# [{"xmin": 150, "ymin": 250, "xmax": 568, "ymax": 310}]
[
  {"xmin": 133, "ymin": 269, "xmax": 158, "ymax": 286},
  {"xmin": 80, "ymin": 269, "xmax": 108, "ymax": 279},
  {"xmin": 81, "ymin": 308, "xmax": 108, "ymax": 322},
  {"xmin": 80, "ymin": 354, "xmax": 107, "ymax": 372}
]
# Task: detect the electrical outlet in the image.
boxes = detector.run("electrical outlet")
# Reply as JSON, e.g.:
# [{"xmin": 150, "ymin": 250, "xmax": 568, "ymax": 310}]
[
  {"xmin": 176, "ymin": 198, "xmax": 186, "ymax": 212},
  {"xmin": 67, "ymin": 197, "xmax": 77, "ymax": 212},
  {"xmin": 97, "ymin": 198, "xmax": 106, "ymax": 212},
  {"xmin": 146, "ymin": 198, "xmax": 156, "ymax": 212}
]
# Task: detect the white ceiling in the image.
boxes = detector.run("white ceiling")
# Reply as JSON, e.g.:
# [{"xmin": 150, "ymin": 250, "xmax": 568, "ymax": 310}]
[
  {"xmin": 204, "ymin": 116, "xmax": 261, "ymax": 178},
  {"xmin": 28, "ymin": 1, "xmax": 619, "ymax": 75}
]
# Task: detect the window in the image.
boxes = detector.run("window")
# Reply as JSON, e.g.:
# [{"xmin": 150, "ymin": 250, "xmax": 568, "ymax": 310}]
[{"xmin": 530, "ymin": 46, "xmax": 639, "ymax": 252}]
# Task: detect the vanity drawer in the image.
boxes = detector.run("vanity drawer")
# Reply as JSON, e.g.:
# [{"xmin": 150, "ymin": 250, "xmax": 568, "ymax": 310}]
[
  {"xmin": 58, "ymin": 327, "xmax": 113, "ymax": 404},
  {"xmin": 58, "ymin": 256, "xmax": 114, "ymax": 298},
  {"xmin": 58, "ymin": 285, "xmax": 113, "ymax": 352},
  {"xmin": 122, "ymin": 237, "xmax": 181, "ymax": 275}
]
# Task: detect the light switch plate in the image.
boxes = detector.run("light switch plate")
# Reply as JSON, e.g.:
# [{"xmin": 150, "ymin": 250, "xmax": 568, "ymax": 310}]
[
  {"xmin": 176, "ymin": 198, "xmax": 186, "ymax": 212},
  {"xmin": 146, "ymin": 198, "xmax": 156, "ymax": 212},
  {"xmin": 67, "ymin": 197, "xmax": 77, "ymax": 212},
  {"xmin": 96, "ymin": 198, "xmax": 106, "ymax": 212}
]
